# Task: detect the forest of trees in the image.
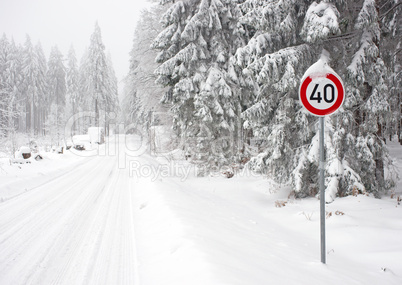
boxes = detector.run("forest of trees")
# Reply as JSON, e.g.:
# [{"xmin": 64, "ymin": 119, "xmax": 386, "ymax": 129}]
[
  {"xmin": 0, "ymin": 0, "xmax": 400, "ymax": 200},
  {"xmin": 0, "ymin": 22, "xmax": 119, "ymax": 149},
  {"xmin": 123, "ymin": 0, "xmax": 401, "ymax": 200}
]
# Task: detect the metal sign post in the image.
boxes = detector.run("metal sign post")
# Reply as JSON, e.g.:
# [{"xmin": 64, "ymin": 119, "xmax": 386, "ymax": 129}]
[
  {"xmin": 299, "ymin": 62, "xmax": 345, "ymax": 264},
  {"xmin": 319, "ymin": 116, "xmax": 326, "ymax": 264}
]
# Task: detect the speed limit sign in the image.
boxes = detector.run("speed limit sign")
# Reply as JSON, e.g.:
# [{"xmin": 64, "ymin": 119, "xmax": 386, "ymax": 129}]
[
  {"xmin": 299, "ymin": 72, "xmax": 345, "ymax": 116},
  {"xmin": 299, "ymin": 62, "xmax": 346, "ymax": 264}
]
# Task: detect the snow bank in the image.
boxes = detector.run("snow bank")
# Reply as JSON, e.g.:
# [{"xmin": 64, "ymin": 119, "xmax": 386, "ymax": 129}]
[
  {"xmin": 132, "ymin": 161, "xmax": 215, "ymax": 285},
  {"xmin": 0, "ymin": 148, "xmax": 86, "ymax": 202},
  {"xmin": 135, "ymin": 172, "xmax": 402, "ymax": 284}
]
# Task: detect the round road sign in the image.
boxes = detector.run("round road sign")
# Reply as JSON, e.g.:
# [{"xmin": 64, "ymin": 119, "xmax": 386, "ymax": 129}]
[{"xmin": 299, "ymin": 73, "xmax": 344, "ymax": 116}]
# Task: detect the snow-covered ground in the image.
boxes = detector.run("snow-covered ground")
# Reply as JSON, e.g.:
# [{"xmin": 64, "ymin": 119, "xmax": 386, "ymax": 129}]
[{"xmin": 0, "ymin": 135, "xmax": 401, "ymax": 284}]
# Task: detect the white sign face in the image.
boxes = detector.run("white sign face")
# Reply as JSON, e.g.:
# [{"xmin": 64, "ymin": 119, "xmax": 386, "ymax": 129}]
[{"xmin": 299, "ymin": 73, "xmax": 344, "ymax": 116}]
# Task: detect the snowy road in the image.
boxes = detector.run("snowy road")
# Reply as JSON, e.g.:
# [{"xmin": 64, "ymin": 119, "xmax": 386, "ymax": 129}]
[
  {"xmin": 1, "ymin": 136, "xmax": 402, "ymax": 285},
  {"xmin": 0, "ymin": 139, "xmax": 141, "ymax": 284}
]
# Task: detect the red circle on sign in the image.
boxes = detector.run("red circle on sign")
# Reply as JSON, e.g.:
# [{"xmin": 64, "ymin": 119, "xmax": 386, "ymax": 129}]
[{"xmin": 299, "ymin": 73, "xmax": 344, "ymax": 116}]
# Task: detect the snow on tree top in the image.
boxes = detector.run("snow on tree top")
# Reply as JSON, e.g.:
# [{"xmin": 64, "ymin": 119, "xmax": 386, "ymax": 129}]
[{"xmin": 301, "ymin": 1, "xmax": 340, "ymax": 43}]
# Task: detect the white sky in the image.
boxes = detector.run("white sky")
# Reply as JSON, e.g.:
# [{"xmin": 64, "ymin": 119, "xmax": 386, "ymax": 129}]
[{"xmin": 0, "ymin": 0, "xmax": 152, "ymax": 81}]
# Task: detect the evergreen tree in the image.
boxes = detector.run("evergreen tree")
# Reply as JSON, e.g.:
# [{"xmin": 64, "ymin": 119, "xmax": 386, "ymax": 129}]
[
  {"xmin": 21, "ymin": 35, "xmax": 38, "ymax": 134},
  {"xmin": 78, "ymin": 49, "xmax": 91, "ymax": 109},
  {"xmin": 233, "ymin": 0, "xmax": 395, "ymax": 200},
  {"xmin": 66, "ymin": 45, "xmax": 80, "ymax": 130},
  {"xmin": 379, "ymin": 0, "xmax": 401, "ymax": 144},
  {"xmin": 86, "ymin": 22, "xmax": 110, "ymax": 129},
  {"xmin": 46, "ymin": 45, "xmax": 66, "ymax": 143},
  {"xmin": 105, "ymin": 52, "xmax": 119, "ymax": 135},
  {"xmin": 122, "ymin": 58, "xmax": 143, "ymax": 128},
  {"xmin": 124, "ymin": 3, "xmax": 170, "ymax": 131},
  {"xmin": 234, "ymin": 0, "xmax": 316, "ymax": 184},
  {"xmin": 7, "ymin": 40, "xmax": 24, "ymax": 132},
  {"xmin": 35, "ymin": 42, "xmax": 48, "ymax": 135},
  {"xmin": 5, "ymin": 38, "xmax": 23, "ymax": 135},
  {"xmin": 0, "ymin": 34, "xmax": 11, "ymax": 136},
  {"xmin": 341, "ymin": 0, "xmax": 390, "ymax": 196},
  {"xmin": 153, "ymin": 0, "xmax": 246, "ymax": 170},
  {"xmin": 77, "ymin": 48, "xmax": 92, "ymax": 132},
  {"xmin": 152, "ymin": 0, "xmax": 196, "ymax": 141},
  {"xmin": 78, "ymin": 22, "xmax": 119, "ymax": 134},
  {"xmin": 20, "ymin": 36, "xmax": 47, "ymax": 135}
]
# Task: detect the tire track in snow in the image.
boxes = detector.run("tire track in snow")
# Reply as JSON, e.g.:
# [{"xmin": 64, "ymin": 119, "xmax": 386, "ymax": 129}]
[
  {"xmin": 0, "ymin": 156, "xmax": 117, "ymax": 284},
  {"xmin": 0, "ymin": 156, "xmax": 106, "ymax": 246},
  {"xmin": 0, "ymin": 151, "xmax": 141, "ymax": 284},
  {"xmin": 44, "ymin": 161, "xmax": 122, "ymax": 285}
]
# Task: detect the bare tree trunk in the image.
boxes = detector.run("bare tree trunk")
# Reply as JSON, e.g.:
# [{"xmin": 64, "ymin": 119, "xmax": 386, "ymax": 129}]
[
  {"xmin": 31, "ymin": 100, "xmax": 34, "ymax": 135},
  {"xmin": 18, "ymin": 103, "xmax": 24, "ymax": 132},
  {"xmin": 25, "ymin": 100, "xmax": 31, "ymax": 133},
  {"xmin": 72, "ymin": 102, "xmax": 76, "ymax": 134},
  {"xmin": 35, "ymin": 104, "xmax": 39, "ymax": 136},
  {"xmin": 95, "ymin": 97, "xmax": 99, "ymax": 128},
  {"xmin": 375, "ymin": 122, "xmax": 385, "ymax": 192},
  {"xmin": 399, "ymin": 92, "xmax": 402, "ymax": 145}
]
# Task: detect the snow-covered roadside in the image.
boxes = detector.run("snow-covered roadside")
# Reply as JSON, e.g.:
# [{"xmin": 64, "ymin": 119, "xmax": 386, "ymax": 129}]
[
  {"xmin": 133, "ymin": 146, "xmax": 402, "ymax": 284},
  {"xmin": 0, "ymin": 146, "xmax": 93, "ymax": 202},
  {"xmin": 132, "ymin": 170, "xmax": 215, "ymax": 285},
  {"xmin": 0, "ymin": 136, "xmax": 400, "ymax": 284}
]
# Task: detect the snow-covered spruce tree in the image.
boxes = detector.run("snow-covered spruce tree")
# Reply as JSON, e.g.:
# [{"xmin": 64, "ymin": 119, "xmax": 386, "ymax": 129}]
[
  {"xmin": 379, "ymin": 0, "xmax": 401, "ymax": 144},
  {"xmin": 21, "ymin": 35, "xmax": 38, "ymax": 134},
  {"xmin": 20, "ymin": 36, "xmax": 48, "ymax": 135},
  {"xmin": 121, "ymin": 82, "xmax": 142, "ymax": 128},
  {"xmin": 153, "ymin": 0, "xmax": 246, "ymax": 171},
  {"xmin": 78, "ymin": 49, "xmax": 91, "ymax": 131},
  {"xmin": 233, "ymin": 0, "xmax": 316, "ymax": 184},
  {"xmin": 87, "ymin": 22, "xmax": 108, "ymax": 128},
  {"xmin": 0, "ymin": 35, "xmax": 10, "ymax": 136},
  {"xmin": 1, "ymin": 37, "xmax": 23, "ymax": 140},
  {"xmin": 122, "ymin": 55, "xmax": 142, "ymax": 129},
  {"xmin": 77, "ymin": 48, "xmax": 101, "ymax": 132},
  {"xmin": 66, "ymin": 45, "xmax": 80, "ymax": 133},
  {"xmin": 35, "ymin": 42, "xmax": 48, "ymax": 136},
  {"xmin": 233, "ymin": 0, "xmax": 394, "ymax": 200},
  {"xmin": 0, "ymin": 35, "xmax": 16, "ymax": 134},
  {"xmin": 46, "ymin": 45, "xmax": 66, "ymax": 144},
  {"xmin": 339, "ymin": 0, "xmax": 393, "ymax": 197},
  {"xmin": 105, "ymin": 52, "xmax": 119, "ymax": 135},
  {"xmin": 83, "ymin": 22, "xmax": 119, "ymax": 131},
  {"xmin": 124, "ymin": 2, "xmax": 169, "ymax": 132}
]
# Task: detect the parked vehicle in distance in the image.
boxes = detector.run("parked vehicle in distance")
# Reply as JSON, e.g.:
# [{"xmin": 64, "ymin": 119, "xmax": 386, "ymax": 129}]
[{"xmin": 88, "ymin": 127, "xmax": 105, "ymax": 145}]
